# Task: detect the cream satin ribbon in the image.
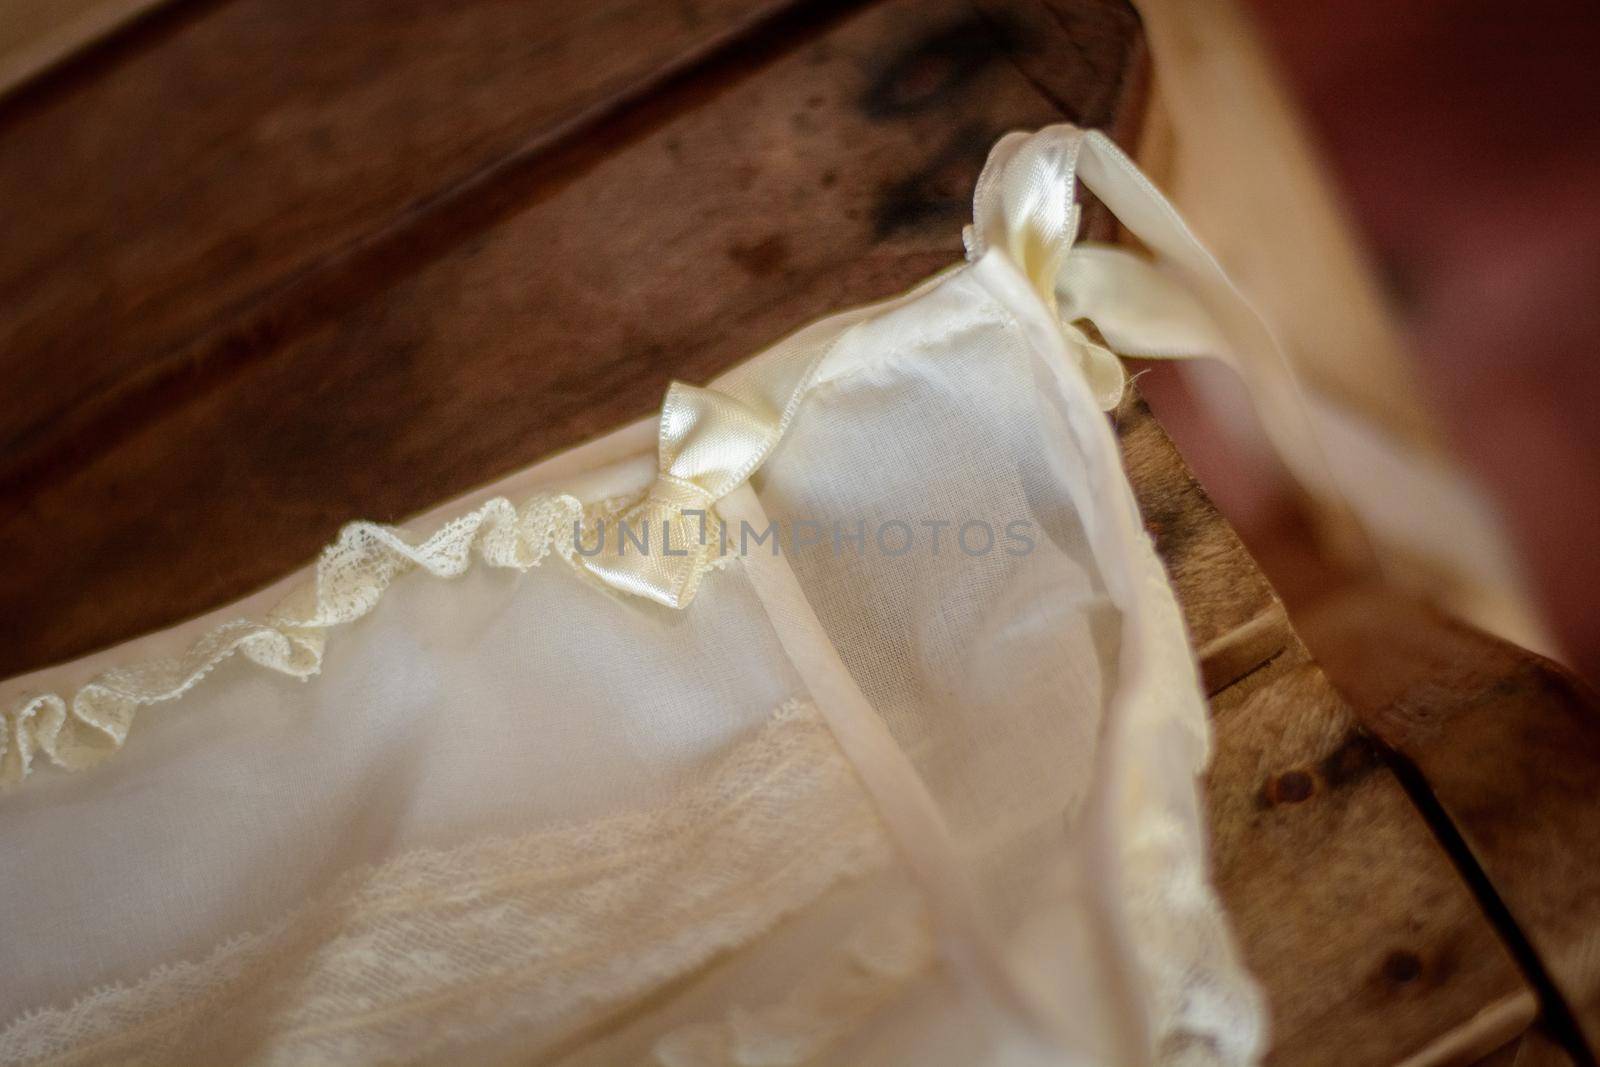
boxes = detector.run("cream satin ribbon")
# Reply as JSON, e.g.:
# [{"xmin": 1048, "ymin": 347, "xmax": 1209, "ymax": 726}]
[
  {"xmin": 967, "ymin": 125, "xmax": 1363, "ymax": 551},
  {"xmin": 583, "ymin": 123, "xmax": 1351, "ymax": 610},
  {"xmin": 966, "ymin": 125, "xmax": 1239, "ymax": 402},
  {"xmin": 577, "ymin": 383, "xmax": 780, "ymax": 608},
  {"xmin": 965, "ymin": 126, "xmax": 1256, "ymax": 403},
  {"xmin": 572, "ymin": 243, "xmax": 933, "ymax": 609},
  {"xmin": 964, "ymin": 124, "xmax": 1132, "ymax": 411}
]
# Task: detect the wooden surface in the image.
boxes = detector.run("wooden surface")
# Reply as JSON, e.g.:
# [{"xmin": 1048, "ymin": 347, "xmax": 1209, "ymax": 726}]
[
  {"xmin": 0, "ymin": 0, "xmax": 1145, "ymax": 677},
  {"xmin": 0, "ymin": 0, "xmax": 174, "ymax": 97},
  {"xmin": 1306, "ymin": 590, "xmax": 1600, "ymax": 1062},
  {"xmin": 1118, "ymin": 396, "xmax": 1535, "ymax": 1066},
  {"xmin": 1476, "ymin": 1027, "xmax": 1579, "ymax": 1067},
  {"xmin": 1, "ymin": 1, "xmax": 1588, "ymax": 1063},
  {"xmin": 1117, "ymin": 393, "xmax": 1287, "ymax": 694}
]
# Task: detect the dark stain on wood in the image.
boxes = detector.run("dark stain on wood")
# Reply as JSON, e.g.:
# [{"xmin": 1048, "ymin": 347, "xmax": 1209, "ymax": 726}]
[
  {"xmin": 1206, "ymin": 644, "xmax": 1530, "ymax": 1065},
  {"xmin": 1305, "ymin": 588, "xmax": 1600, "ymax": 1053},
  {"xmin": 871, "ymin": 121, "xmax": 999, "ymax": 237},
  {"xmin": 726, "ymin": 234, "xmax": 791, "ymax": 278},
  {"xmin": 859, "ymin": 13, "xmax": 1039, "ymax": 239},
  {"xmin": 859, "ymin": 13, "xmax": 1024, "ymax": 120},
  {"xmin": 1321, "ymin": 730, "xmax": 1383, "ymax": 790},
  {"xmin": 1257, "ymin": 733, "xmax": 1381, "ymax": 809},
  {"xmin": 1262, "ymin": 768, "xmax": 1316, "ymax": 806},
  {"xmin": 1383, "ymin": 948, "xmax": 1425, "ymax": 986}
]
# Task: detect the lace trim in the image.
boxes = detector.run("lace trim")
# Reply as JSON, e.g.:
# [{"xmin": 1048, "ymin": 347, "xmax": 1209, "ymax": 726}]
[
  {"xmin": 0, "ymin": 492, "xmax": 626, "ymax": 788},
  {"xmin": 1128, "ymin": 544, "xmax": 1266, "ymax": 1067},
  {"xmin": 0, "ymin": 699, "xmax": 896, "ymax": 1066},
  {"xmin": 653, "ymin": 906, "xmax": 934, "ymax": 1067}
]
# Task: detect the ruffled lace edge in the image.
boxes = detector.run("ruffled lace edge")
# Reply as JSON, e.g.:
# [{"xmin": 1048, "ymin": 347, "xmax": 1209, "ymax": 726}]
[{"xmin": 1, "ymin": 492, "xmax": 616, "ymax": 788}]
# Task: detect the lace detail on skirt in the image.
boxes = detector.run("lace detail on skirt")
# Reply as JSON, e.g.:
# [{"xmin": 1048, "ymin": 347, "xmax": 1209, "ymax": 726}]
[
  {"xmin": 0, "ymin": 699, "xmax": 895, "ymax": 1066},
  {"xmin": 1, "ymin": 492, "xmax": 622, "ymax": 787},
  {"xmin": 1123, "ymin": 531, "xmax": 1267, "ymax": 1066}
]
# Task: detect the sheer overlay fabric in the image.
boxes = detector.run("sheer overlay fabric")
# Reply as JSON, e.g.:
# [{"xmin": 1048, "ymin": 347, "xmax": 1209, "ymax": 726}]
[{"xmin": 1, "ymin": 126, "xmax": 1267, "ymax": 1066}]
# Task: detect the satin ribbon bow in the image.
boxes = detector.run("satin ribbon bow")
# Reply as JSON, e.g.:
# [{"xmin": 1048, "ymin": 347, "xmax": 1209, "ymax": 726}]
[{"xmin": 579, "ymin": 382, "xmax": 779, "ymax": 608}]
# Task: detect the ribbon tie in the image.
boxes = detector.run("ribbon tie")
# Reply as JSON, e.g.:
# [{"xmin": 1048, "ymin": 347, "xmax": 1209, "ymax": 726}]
[
  {"xmin": 579, "ymin": 382, "xmax": 779, "ymax": 608},
  {"xmin": 583, "ymin": 125, "xmax": 1342, "ymax": 610}
]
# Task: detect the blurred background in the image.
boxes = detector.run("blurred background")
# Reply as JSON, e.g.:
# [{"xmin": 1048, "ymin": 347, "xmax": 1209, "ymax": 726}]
[
  {"xmin": 1251, "ymin": 0, "xmax": 1600, "ymax": 685},
  {"xmin": 1124, "ymin": 0, "xmax": 1600, "ymax": 687}
]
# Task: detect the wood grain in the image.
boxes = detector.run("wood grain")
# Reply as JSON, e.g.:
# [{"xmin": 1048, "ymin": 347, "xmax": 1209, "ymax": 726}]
[
  {"xmin": 1116, "ymin": 392, "xmax": 1291, "ymax": 693},
  {"xmin": 1305, "ymin": 588, "xmax": 1600, "ymax": 1061},
  {"xmin": 0, "ymin": 0, "xmax": 174, "ymax": 97},
  {"xmin": 0, "ymin": 0, "xmax": 791, "ymax": 492},
  {"xmin": 1116, "ymin": 389, "xmax": 1534, "ymax": 1064},
  {"xmin": 1472, "ymin": 1027, "xmax": 1579, "ymax": 1067},
  {"xmin": 1206, "ymin": 643, "xmax": 1534, "ymax": 1066},
  {"xmin": 0, "ymin": 2, "xmax": 1559, "ymax": 1062},
  {"xmin": 0, "ymin": 0, "xmax": 1144, "ymax": 676}
]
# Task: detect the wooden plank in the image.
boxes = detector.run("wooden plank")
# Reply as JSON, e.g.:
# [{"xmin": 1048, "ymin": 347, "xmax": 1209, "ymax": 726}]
[
  {"xmin": 1116, "ymin": 388, "xmax": 1533, "ymax": 1064},
  {"xmin": 1472, "ymin": 1027, "xmax": 1578, "ymax": 1067},
  {"xmin": 0, "ymin": 0, "xmax": 793, "ymax": 495},
  {"xmin": 0, "ymin": 0, "xmax": 174, "ymax": 98},
  {"xmin": 0, "ymin": 0, "xmax": 1145, "ymax": 675},
  {"xmin": 1205, "ymin": 642, "xmax": 1534, "ymax": 1066},
  {"xmin": 1305, "ymin": 588, "xmax": 1600, "ymax": 1059},
  {"xmin": 0, "ymin": 4, "xmax": 1545, "ymax": 1061},
  {"xmin": 1116, "ymin": 392, "xmax": 1292, "ymax": 693}
]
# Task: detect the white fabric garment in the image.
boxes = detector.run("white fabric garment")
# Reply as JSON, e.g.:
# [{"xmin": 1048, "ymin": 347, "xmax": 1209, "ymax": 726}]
[{"xmin": 0, "ymin": 126, "xmax": 1269, "ymax": 1066}]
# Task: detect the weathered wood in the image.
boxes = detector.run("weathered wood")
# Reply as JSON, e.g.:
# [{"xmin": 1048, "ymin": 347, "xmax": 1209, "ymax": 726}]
[
  {"xmin": 0, "ymin": 0, "xmax": 1144, "ymax": 675},
  {"xmin": 1305, "ymin": 588, "xmax": 1600, "ymax": 1059},
  {"xmin": 0, "ymin": 2, "xmax": 1554, "ymax": 1062},
  {"xmin": 1472, "ymin": 1026, "xmax": 1579, "ymax": 1067},
  {"xmin": 1117, "ymin": 390, "xmax": 1534, "ymax": 1064},
  {"xmin": 1205, "ymin": 642, "xmax": 1534, "ymax": 1066},
  {"xmin": 1116, "ymin": 393, "xmax": 1292, "ymax": 693},
  {"xmin": 0, "ymin": 0, "xmax": 795, "ymax": 499},
  {"xmin": 0, "ymin": 0, "xmax": 174, "ymax": 97}
]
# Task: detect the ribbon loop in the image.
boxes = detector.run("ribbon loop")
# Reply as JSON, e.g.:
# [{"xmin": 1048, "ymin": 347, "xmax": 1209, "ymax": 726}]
[{"xmin": 579, "ymin": 382, "xmax": 780, "ymax": 609}]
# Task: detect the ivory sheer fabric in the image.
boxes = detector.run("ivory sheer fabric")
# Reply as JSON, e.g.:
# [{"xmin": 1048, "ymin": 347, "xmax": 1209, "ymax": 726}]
[{"xmin": 0, "ymin": 127, "xmax": 1270, "ymax": 1066}]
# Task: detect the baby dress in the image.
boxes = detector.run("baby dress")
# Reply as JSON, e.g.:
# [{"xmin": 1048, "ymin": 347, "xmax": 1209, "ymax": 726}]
[{"xmin": 1, "ymin": 126, "xmax": 1274, "ymax": 1066}]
